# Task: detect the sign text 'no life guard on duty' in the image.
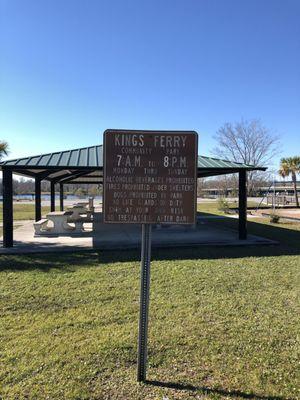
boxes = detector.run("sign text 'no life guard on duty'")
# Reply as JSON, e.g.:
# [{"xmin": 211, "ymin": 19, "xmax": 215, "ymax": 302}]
[{"xmin": 103, "ymin": 129, "xmax": 198, "ymax": 224}]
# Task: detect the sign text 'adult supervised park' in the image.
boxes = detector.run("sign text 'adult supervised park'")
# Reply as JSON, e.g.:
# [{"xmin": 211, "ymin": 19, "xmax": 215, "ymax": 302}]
[{"xmin": 103, "ymin": 129, "xmax": 198, "ymax": 224}]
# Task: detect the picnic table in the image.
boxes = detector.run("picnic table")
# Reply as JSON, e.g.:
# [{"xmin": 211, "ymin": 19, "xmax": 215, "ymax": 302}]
[
  {"xmin": 34, "ymin": 210, "xmax": 89, "ymax": 236},
  {"xmin": 67, "ymin": 205, "xmax": 88, "ymax": 220},
  {"xmin": 46, "ymin": 211, "xmax": 79, "ymax": 234},
  {"xmin": 67, "ymin": 201, "xmax": 94, "ymax": 222},
  {"xmin": 76, "ymin": 198, "xmax": 94, "ymax": 212},
  {"xmin": 75, "ymin": 201, "xmax": 89, "ymax": 208}
]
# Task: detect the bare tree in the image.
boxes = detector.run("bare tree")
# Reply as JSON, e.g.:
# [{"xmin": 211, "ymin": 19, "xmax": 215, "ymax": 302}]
[{"xmin": 212, "ymin": 119, "xmax": 280, "ymax": 195}]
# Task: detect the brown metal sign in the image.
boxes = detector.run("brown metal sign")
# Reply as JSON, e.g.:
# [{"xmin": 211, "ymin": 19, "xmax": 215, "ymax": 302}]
[{"xmin": 103, "ymin": 129, "xmax": 198, "ymax": 224}]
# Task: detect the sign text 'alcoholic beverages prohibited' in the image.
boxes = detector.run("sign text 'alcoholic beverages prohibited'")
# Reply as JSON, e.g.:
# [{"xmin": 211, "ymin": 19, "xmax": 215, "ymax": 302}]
[{"xmin": 103, "ymin": 129, "xmax": 198, "ymax": 224}]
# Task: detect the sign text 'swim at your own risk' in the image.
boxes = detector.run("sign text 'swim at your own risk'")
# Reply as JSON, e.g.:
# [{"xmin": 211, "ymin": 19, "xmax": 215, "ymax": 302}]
[{"xmin": 103, "ymin": 130, "xmax": 198, "ymax": 224}]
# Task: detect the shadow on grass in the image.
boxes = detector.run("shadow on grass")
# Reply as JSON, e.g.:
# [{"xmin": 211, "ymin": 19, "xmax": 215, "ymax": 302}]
[
  {"xmin": 0, "ymin": 251, "xmax": 98, "ymax": 272},
  {"xmin": 146, "ymin": 380, "xmax": 291, "ymax": 400}
]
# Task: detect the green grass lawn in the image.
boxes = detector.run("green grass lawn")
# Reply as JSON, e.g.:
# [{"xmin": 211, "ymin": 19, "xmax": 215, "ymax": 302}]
[
  {"xmin": 197, "ymin": 200, "xmax": 268, "ymax": 216},
  {"xmin": 0, "ymin": 205, "xmax": 299, "ymax": 399},
  {"xmin": 0, "ymin": 204, "xmax": 58, "ymax": 222}
]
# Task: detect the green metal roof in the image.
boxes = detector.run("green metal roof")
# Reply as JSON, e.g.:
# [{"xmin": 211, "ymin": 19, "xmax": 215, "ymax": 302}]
[
  {"xmin": 197, "ymin": 155, "xmax": 260, "ymax": 170},
  {"xmin": 0, "ymin": 145, "xmax": 103, "ymax": 168},
  {"xmin": 0, "ymin": 145, "xmax": 264, "ymax": 169},
  {"xmin": 0, "ymin": 145, "xmax": 266, "ymax": 182}
]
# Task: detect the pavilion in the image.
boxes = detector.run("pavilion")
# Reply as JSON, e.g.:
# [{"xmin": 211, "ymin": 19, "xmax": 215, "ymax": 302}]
[{"xmin": 0, "ymin": 145, "xmax": 266, "ymax": 248}]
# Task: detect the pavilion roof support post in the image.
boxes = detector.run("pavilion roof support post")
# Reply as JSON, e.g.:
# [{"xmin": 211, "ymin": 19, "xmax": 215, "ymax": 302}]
[
  {"xmin": 59, "ymin": 183, "xmax": 64, "ymax": 211},
  {"xmin": 50, "ymin": 181, "xmax": 55, "ymax": 212},
  {"xmin": 35, "ymin": 178, "xmax": 42, "ymax": 222},
  {"xmin": 239, "ymin": 169, "xmax": 247, "ymax": 240},
  {"xmin": 2, "ymin": 168, "xmax": 13, "ymax": 247}
]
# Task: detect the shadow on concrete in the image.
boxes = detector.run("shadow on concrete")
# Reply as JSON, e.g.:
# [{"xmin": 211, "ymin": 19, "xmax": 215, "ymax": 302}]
[
  {"xmin": 146, "ymin": 380, "xmax": 292, "ymax": 400},
  {"xmin": 199, "ymin": 211, "xmax": 300, "ymax": 251},
  {"xmin": 94, "ymin": 213, "xmax": 300, "ymax": 262},
  {"xmin": 0, "ymin": 212, "xmax": 299, "ymax": 271}
]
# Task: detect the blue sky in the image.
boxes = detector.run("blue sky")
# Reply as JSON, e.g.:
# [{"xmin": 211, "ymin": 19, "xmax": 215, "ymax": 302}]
[{"xmin": 0, "ymin": 0, "xmax": 299, "ymax": 169}]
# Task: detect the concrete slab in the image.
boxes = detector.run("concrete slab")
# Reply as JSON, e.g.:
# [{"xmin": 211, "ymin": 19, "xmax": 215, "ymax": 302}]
[
  {"xmin": 0, "ymin": 212, "xmax": 277, "ymax": 255},
  {"xmin": 0, "ymin": 220, "xmax": 93, "ymax": 254}
]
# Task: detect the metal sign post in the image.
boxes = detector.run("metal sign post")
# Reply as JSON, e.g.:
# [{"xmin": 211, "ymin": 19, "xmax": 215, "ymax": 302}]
[{"xmin": 137, "ymin": 223, "xmax": 152, "ymax": 382}]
